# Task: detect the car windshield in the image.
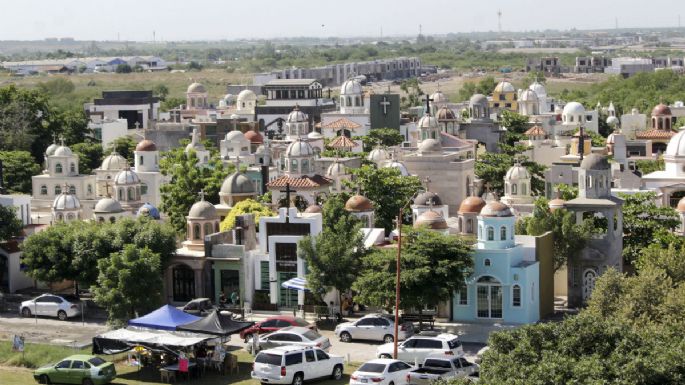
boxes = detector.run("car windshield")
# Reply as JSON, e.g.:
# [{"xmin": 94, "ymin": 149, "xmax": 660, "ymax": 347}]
[
  {"xmin": 448, "ymin": 339, "xmax": 461, "ymax": 349},
  {"xmin": 293, "ymin": 317, "xmax": 309, "ymax": 326},
  {"xmin": 88, "ymin": 357, "xmax": 106, "ymax": 366},
  {"xmin": 255, "ymin": 353, "xmax": 282, "ymax": 366},
  {"xmin": 358, "ymin": 363, "xmax": 386, "ymax": 373},
  {"xmin": 303, "ymin": 330, "xmax": 322, "ymax": 341},
  {"xmin": 424, "ymin": 359, "xmax": 451, "ymax": 369}
]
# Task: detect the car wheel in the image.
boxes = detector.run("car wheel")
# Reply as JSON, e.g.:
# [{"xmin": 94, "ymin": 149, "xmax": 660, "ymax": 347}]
[
  {"xmin": 340, "ymin": 331, "xmax": 352, "ymax": 343},
  {"xmin": 379, "ymin": 354, "xmax": 392, "ymax": 359},
  {"xmin": 21, "ymin": 307, "xmax": 31, "ymax": 317},
  {"xmin": 292, "ymin": 373, "xmax": 304, "ymax": 385},
  {"xmin": 243, "ymin": 333, "xmax": 253, "ymax": 343},
  {"xmin": 383, "ymin": 334, "xmax": 394, "ymax": 343},
  {"xmin": 331, "ymin": 365, "xmax": 343, "ymax": 380},
  {"xmin": 82, "ymin": 379, "xmax": 93, "ymax": 385},
  {"xmin": 57, "ymin": 310, "xmax": 67, "ymax": 321},
  {"xmin": 39, "ymin": 374, "xmax": 50, "ymax": 384}
]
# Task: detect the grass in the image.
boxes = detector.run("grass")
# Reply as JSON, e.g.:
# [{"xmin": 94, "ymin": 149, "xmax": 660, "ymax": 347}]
[{"xmin": 0, "ymin": 341, "xmax": 360, "ymax": 385}]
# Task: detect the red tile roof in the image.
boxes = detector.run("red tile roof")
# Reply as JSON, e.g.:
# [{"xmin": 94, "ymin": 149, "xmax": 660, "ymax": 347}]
[
  {"xmin": 322, "ymin": 118, "xmax": 362, "ymax": 130},
  {"xmin": 328, "ymin": 135, "xmax": 357, "ymax": 148},
  {"xmin": 524, "ymin": 125, "xmax": 546, "ymax": 136},
  {"xmin": 267, "ymin": 175, "xmax": 332, "ymax": 189},
  {"xmin": 636, "ymin": 129, "xmax": 676, "ymax": 139}
]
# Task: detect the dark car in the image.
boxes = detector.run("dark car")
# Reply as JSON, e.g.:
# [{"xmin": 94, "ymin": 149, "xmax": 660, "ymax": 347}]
[
  {"xmin": 178, "ymin": 298, "xmax": 215, "ymax": 316},
  {"xmin": 239, "ymin": 315, "xmax": 316, "ymax": 343}
]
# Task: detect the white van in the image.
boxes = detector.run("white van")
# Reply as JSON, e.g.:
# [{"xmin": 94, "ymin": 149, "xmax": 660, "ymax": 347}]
[{"xmin": 252, "ymin": 345, "xmax": 344, "ymax": 385}]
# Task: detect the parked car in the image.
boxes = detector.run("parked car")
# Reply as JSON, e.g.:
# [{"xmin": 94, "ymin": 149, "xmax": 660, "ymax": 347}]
[
  {"xmin": 20, "ymin": 294, "xmax": 82, "ymax": 321},
  {"xmin": 474, "ymin": 346, "xmax": 489, "ymax": 364},
  {"xmin": 350, "ymin": 358, "xmax": 414, "ymax": 385},
  {"xmin": 33, "ymin": 355, "xmax": 116, "ymax": 385},
  {"xmin": 246, "ymin": 326, "xmax": 331, "ymax": 354},
  {"xmin": 251, "ymin": 345, "xmax": 344, "ymax": 385},
  {"xmin": 240, "ymin": 315, "xmax": 315, "ymax": 343},
  {"xmin": 405, "ymin": 354, "xmax": 479, "ymax": 385},
  {"xmin": 376, "ymin": 334, "xmax": 464, "ymax": 363},
  {"xmin": 178, "ymin": 298, "xmax": 215, "ymax": 316},
  {"xmin": 336, "ymin": 314, "xmax": 414, "ymax": 343}
]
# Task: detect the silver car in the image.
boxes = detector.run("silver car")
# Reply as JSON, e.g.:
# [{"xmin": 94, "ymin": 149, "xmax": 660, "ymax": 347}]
[
  {"xmin": 335, "ymin": 314, "xmax": 414, "ymax": 343},
  {"xmin": 247, "ymin": 326, "xmax": 331, "ymax": 354},
  {"xmin": 20, "ymin": 294, "xmax": 82, "ymax": 321}
]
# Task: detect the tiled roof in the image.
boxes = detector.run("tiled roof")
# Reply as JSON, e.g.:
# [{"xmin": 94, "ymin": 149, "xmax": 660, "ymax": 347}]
[
  {"xmin": 524, "ymin": 125, "xmax": 546, "ymax": 136},
  {"xmin": 328, "ymin": 135, "xmax": 357, "ymax": 148},
  {"xmin": 322, "ymin": 118, "xmax": 362, "ymax": 130},
  {"xmin": 636, "ymin": 129, "xmax": 676, "ymax": 139},
  {"xmin": 267, "ymin": 175, "xmax": 332, "ymax": 189}
]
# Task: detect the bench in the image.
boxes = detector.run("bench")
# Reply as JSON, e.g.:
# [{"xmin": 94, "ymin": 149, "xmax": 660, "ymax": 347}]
[{"xmin": 402, "ymin": 313, "xmax": 435, "ymax": 330}]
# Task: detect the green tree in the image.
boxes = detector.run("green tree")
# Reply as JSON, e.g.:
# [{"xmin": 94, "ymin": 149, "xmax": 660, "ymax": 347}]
[
  {"xmin": 524, "ymin": 71, "xmax": 546, "ymax": 87},
  {"xmin": 354, "ymin": 227, "xmax": 473, "ymax": 321},
  {"xmin": 92, "ymin": 245, "xmax": 163, "ymax": 325},
  {"xmin": 37, "ymin": 77, "xmax": 75, "ymax": 96},
  {"xmin": 516, "ymin": 198, "xmax": 594, "ymax": 271},
  {"xmin": 475, "ymin": 146, "xmax": 546, "ymax": 197},
  {"xmin": 458, "ymin": 76, "xmax": 496, "ymax": 101},
  {"xmin": 348, "ymin": 165, "xmax": 422, "ymax": 233},
  {"xmin": 0, "ymin": 205, "xmax": 22, "ymax": 242},
  {"xmin": 0, "ymin": 151, "xmax": 41, "ymax": 193},
  {"xmin": 363, "ymin": 128, "xmax": 405, "ymax": 151},
  {"xmin": 635, "ymin": 158, "xmax": 664, "ymax": 175},
  {"xmin": 159, "ymin": 148, "xmax": 231, "ymax": 233},
  {"xmin": 219, "ymin": 199, "xmax": 274, "ymax": 231},
  {"xmin": 105, "ymin": 136, "xmax": 137, "ymax": 164},
  {"xmin": 619, "ymin": 192, "xmax": 680, "ymax": 266},
  {"xmin": 298, "ymin": 195, "xmax": 365, "ymax": 313},
  {"xmin": 153, "ymin": 84, "xmax": 169, "ymax": 101},
  {"xmin": 21, "ymin": 222, "xmax": 80, "ymax": 288},
  {"xmin": 161, "ymin": 97, "xmax": 185, "ymax": 112},
  {"xmin": 115, "ymin": 64, "xmax": 132, "ymax": 73},
  {"xmin": 0, "ymin": 85, "xmax": 52, "ymax": 161},
  {"xmin": 71, "ymin": 142, "xmax": 104, "ymax": 175},
  {"xmin": 399, "ymin": 78, "xmax": 424, "ymax": 109},
  {"xmin": 499, "ymin": 110, "xmax": 530, "ymax": 146}
]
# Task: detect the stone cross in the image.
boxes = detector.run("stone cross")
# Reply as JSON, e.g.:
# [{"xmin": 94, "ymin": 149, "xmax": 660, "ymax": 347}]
[
  {"xmin": 134, "ymin": 121, "xmax": 141, "ymax": 129},
  {"xmin": 279, "ymin": 183, "xmax": 294, "ymax": 208},
  {"xmin": 198, "ymin": 189, "xmax": 205, "ymax": 201},
  {"xmin": 423, "ymin": 176, "xmax": 431, "ymax": 191},
  {"xmin": 423, "ymin": 94, "xmax": 434, "ymax": 114},
  {"xmin": 380, "ymin": 96, "xmax": 391, "ymax": 116}
]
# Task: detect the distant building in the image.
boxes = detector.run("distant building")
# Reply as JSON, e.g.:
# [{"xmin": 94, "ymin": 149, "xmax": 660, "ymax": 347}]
[
  {"xmin": 255, "ymin": 79, "xmax": 336, "ymax": 131},
  {"xmin": 525, "ymin": 57, "xmax": 561, "ymax": 74},
  {"xmin": 574, "ymin": 56, "xmax": 611, "ymax": 73},
  {"xmin": 85, "ymin": 90, "xmax": 160, "ymax": 129},
  {"xmin": 604, "ymin": 58, "xmax": 654, "ymax": 78}
]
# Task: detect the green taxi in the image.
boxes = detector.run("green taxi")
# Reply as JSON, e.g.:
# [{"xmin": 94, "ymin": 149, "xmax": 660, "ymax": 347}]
[{"xmin": 33, "ymin": 354, "xmax": 116, "ymax": 385}]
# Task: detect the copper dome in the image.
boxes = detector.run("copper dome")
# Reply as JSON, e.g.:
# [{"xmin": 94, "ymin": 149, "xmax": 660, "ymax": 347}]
[
  {"xmin": 345, "ymin": 195, "xmax": 374, "ymax": 212},
  {"xmin": 304, "ymin": 205, "xmax": 322, "ymax": 213},
  {"xmin": 652, "ymin": 104, "xmax": 672, "ymax": 117},
  {"xmin": 479, "ymin": 201, "xmax": 513, "ymax": 217},
  {"xmin": 135, "ymin": 139, "xmax": 157, "ymax": 152},
  {"xmin": 244, "ymin": 130, "xmax": 264, "ymax": 144},
  {"xmin": 458, "ymin": 196, "xmax": 486, "ymax": 214},
  {"xmin": 414, "ymin": 210, "xmax": 448, "ymax": 230}
]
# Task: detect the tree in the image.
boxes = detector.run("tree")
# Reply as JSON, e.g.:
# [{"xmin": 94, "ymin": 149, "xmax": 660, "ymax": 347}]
[
  {"xmin": 161, "ymin": 97, "xmax": 185, "ymax": 112},
  {"xmin": 105, "ymin": 136, "xmax": 137, "ymax": 164},
  {"xmin": 399, "ymin": 78, "xmax": 424, "ymax": 109},
  {"xmin": 0, "ymin": 151, "xmax": 41, "ymax": 193},
  {"xmin": 21, "ymin": 222, "xmax": 80, "ymax": 288},
  {"xmin": 219, "ymin": 199, "xmax": 274, "ymax": 231},
  {"xmin": 115, "ymin": 64, "xmax": 132, "ymax": 73},
  {"xmin": 619, "ymin": 192, "xmax": 680, "ymax": 266},
  {"xmin": 354, "ymin": 227, "xmax": 473, "ymax": 320},
  {"xmin": 92, "ymin": 245, "xmax": 163, "ymax": 325},
  {"xmin": 458, "ymin": 76, "xmax": 496, "ymax": 101},
  {"xmin": 187, "ymin": 61, "xmax": 203, "ymax": 71},
  {"xmin": 37, "ymin": 77, "xmax": 75, "ymax": 95},
  {"xmin": 298, "ymin": 195, "xmax": 365, "ymax": 313},
  {"xmin": 362, "ymin": 128, "xmax": 405, "ymax": 151},
  {"xmin": 516, "ymin": 198, "xmax": 594, "ymax": 271},
  {"xmin": 0, "ymin": 85, "xmax": 52, "ymax": 161},
  {"xmin": 0, "ymin": 205, "xmax": 22, "ymax": 242},
  {"xmin": 159, "ymin": 148, "xmax": 231, "ymax": 233},
  {"xmin": 348, "ymin": 165, "xmax": 422, "ymax": 233},
  {"xmin": 153, "ymin": 84, "xmax": 169, "ymax": 101},
  {"xmin": 524, "ymin": 70, "xmax": 546, "ymax": 87},
  {"xmin": 475, "ymin": 145, "xmax": 546, "ymax": 197},
  {"xmin": 499, "ymin": 110, "xmax": 530, "ymax": 146},
  {"xmin": 635, "ymin": 158, "xmax": 664, "ymax": 175},
  {"xmin": 71, "ymin": 142, "xmax": 103, "ymax": 175}
]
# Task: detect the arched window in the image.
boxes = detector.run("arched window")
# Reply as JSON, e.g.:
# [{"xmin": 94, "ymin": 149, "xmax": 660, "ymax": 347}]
[
  {"xmin": 67, "ymin": 213, "xmax": 74, "ymax": 221},
  {"xmin": 347, "ymin": 97, "xmax": 352, "ymax": 106},
  {"xmin": 57, "ymin": 213, "xmax": 63, "ymax": 221},
  {"xmin": 55, "ymin": 185, "xmax": 62, "ymax": 195},
  {"xmin": 87, "ymin": 184, "xmax": 92, "ymax": 194},
  {"xmin": 487, "ymin": 226, "xmax": 494, "ymax": 241},
  {"xmin": 193, "ymin": 223, "xmax": 201, "ymax": 240},
  {"xmin": 466, "ymin": 177, "xmax": 471, "ymax": 196},
  {"xmin": 512, "ymin": 285, "xmax": 521, "ymax": 307},
  {"xmin": 484, "ymin": 259, "xmax": 491, "ymax": 266},
  {"xmin": 500, "ymin": 226, "xmax": 507, "ymax": 241},
  {"xmin": 355, "ymin": 96, "xmax": 360, "ymax": 107},
  {"xmin": 301, "ymin": 159, "xmax": 310, "ymax": 173},
  {"xmin": 127, "ymin": 187, "xmax": 135, "ymax": 201},
  {"xmin": 139, "ymin": 155, "xmax": 144, "ymax": 165},
  {"xmin": 70, "ymin": 163, "xmax": 76, "ymax": 173},
  {"xmin": 215, "ymin": 222, "xmax": 220, "ymax": 232},
  {"xmin": 98, "ymin": 217, "xmax": 105, "ymax": 223},
  {"xmin": 40, "ymin": 185, "xmax": 47, "ymax": 195},
  {"xmin": 55, "ymin": 163, "xmax": 63, "ymax": 174},
  {"xmin": 511, "ymin": 184, "xmax": 517, "ymax": 195},
  {"xmin": 522, "ymin": 183, "xmax": 527, "ymax": 195},
  {"xmin": 467, "ymin": 219, "xmax": 473, "ymax": 233},
  {"xmin": 204, "ymin": 223, "xmax": 212, "ymax": 237},
  {"xmin": 290, "ymin": 159, "xmax": 298, "ymax": 173},
  {"xmin": 118, "ymin": 188, "xmax": 124, "ymax": 201},
  {"xmin": 69, "ymin": 185, "xmax": 76, "ymax": 194},
  {"xmin": 109, "ymin": 216, "xmax": 116, "ymax": 223}
]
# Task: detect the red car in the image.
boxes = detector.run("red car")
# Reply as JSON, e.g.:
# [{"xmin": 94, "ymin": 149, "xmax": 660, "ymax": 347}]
[{"xmin": 239, "ymin": 315, "xmax": 316, "ymax": 342}]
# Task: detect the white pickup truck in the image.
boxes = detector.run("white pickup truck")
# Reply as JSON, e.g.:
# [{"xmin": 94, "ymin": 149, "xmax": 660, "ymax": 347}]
[{"xmin": 405, "ymin": 354, "xmax": 479, "ymax": 385}]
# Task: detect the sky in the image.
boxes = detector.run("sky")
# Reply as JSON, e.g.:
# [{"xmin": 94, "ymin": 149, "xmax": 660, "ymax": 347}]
[{"xmin": 1, "ymin": 0, "xmax": 684, "ymax": 41}]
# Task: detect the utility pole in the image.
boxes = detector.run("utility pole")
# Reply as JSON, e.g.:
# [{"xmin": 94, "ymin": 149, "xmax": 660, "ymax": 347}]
[
  {"xmin": 497, "ymin": 10, "xmax": 502, "ymax": 33},
  {"xmin": 393, "ymin": 210, "xmax": 402, "ymax": 359}
]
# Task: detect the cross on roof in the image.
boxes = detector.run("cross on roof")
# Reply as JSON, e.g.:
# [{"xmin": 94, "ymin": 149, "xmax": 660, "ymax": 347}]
[
  {"xmin": 423, "ymin": 176, "xmax": 431, "ymax": 191},
  {"xmin": 423, "ymin": 94, "xmax": 434, "ymax": 114},
  {"xmin": 380, "ymin": 96, "xmax": 391, "ymax": 116},
  {"xmin": 198, "ymin": 189, "xmax": 206, "ymax": 201},
  {"xmin": 234, "ymin": 154, "xmax": 241, "ymax": 172}
]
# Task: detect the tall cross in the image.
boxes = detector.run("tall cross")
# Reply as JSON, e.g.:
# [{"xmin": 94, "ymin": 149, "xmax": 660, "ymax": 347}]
[
  {"xmin": 198, "ymin": 189, "xmax": 206, "ymax": 201},
  {"xmin": 423, "ymin": 94, "xmax": 434, "ymax": 115},
  {"xmin": 380, "ymin": 96, "xmax": 391, "ymax": 116},
  {"xmin": 578, "ymin": 125, "xmax": 585, "ymax": 162},
  {"xmin": 279, "ymin": 183, "xmax": 294, "ymax": 208}
]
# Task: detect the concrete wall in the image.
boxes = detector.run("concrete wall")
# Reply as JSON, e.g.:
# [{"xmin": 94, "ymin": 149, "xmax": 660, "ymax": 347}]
[{"xmin": 535, "ymin": 231, "xmax": 555, "ymax": 319}]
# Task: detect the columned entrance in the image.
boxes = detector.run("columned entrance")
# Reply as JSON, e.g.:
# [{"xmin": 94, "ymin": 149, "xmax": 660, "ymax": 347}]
[
  {"xmin": 582, "ymin": 269, "xmax": 597, "ymax": 302},
  {"xmin": 476, "ymin": 276, "xmax": 502, "ymax": 319}
]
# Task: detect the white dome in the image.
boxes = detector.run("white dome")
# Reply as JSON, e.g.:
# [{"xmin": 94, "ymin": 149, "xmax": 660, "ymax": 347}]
[
  {"xmin": 418, "ymin": 138, "xmax": 442, "ymax": 154},
  {"xmin": 46, "ymin": 143, "xmax": 59, "ymax": 156},
  {"xmin": 225, "ymin": 130, "xmax": 246, "ymax": 142},
  {"xmin": 287, "ymin": 107, "xmax": 308, "ymax": 123},
  {"xmin": 383, "ymin": 160, "xmax": 409, "ymax": 176},
  {"xmin": 666, "ymin": 129, "xmax": 685, "ymax": 157},
  {"xmin": 505, "ymin": 164, "xmax": 531, "ymax": 180},
  {"xmin": 114, "ymin": 169, "xmax": 140, "ymax": 185},
  {"xmin": 285, "ymin": 140, "xmax": 314, "ymax": 157},
  {"xmin": 417, "ymin": 114, "xmax": 439, "ymax": 129},
  {"xmin": 53, "ymin": 192, "xmax": 81, "ymax": 210},
  {"xmin": 563, "ymin": 102, "xmax": 585, "ymax": 116},
  {"xmin": 340, "ymin": 79, "xmax": 363, "ymax": 95},
  {"xmin": 187, "ymin": 82, "xmax": 206, "ymax": 93},
  {"xmin": 430, "ymin": 91, "xmax": 448, "ymax": 104},
  {"xmin": 223, "ymin": 94, "xmax": 235, "ymax": 104},
  {"xmin": 94, "ymin": 197, "xmax": 123, "ymax": 213},
  {"xmin": 469, "ymin": 94, "xmax": 488, "ymax": 106},
  {"xmin": 101, "ymin": 152, "xmax": 128, "ymax": 171},
  {"xmin": 185, "ymin": 140, "xmax": 206, "ymax": 152},
  {"xmin": 53, "ymin": 145, "xmax": 73, "ymax": 156},
  {"xmin": 237, "ymin": 89, "xmax": 257, "ymax": 102},
  {"xmin": 607, "ymin": 116, "xmax": 620, "ymax": 126},
  {"xmin": 326, "ymin": 161, "xmax": 346, "ymax": 177},
  {"xmin": 308, "ymin": 131, "xmax": 324, "ymax": 139},
  {"xmin": 519, "ymin": 89, "xmax": 538, "ymax": 102},
  {"xmin": 368, "ymin": 148, "xmax": 390, "ymax": 163},
  {"xmin": 529, "ymin": 81, "xmax": 547, "ymax": 97},
  {"xmin": 494, "ymin": 81, "xmax": 515, "ymax": 93}
]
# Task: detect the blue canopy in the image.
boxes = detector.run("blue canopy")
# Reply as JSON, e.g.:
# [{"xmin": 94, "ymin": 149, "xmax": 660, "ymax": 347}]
[
  {"xmin": 281, "ymin": 277, "xmax": 309, "ymax": 292},
  {"xmin": 128, "ymin": 305, "xmax": 201, "ymax": 331}
]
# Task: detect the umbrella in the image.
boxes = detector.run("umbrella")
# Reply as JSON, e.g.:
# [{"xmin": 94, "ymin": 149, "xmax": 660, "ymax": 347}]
[{"xmin": 281, "ymin": 277, "xmax": 309, "ymax": 291}]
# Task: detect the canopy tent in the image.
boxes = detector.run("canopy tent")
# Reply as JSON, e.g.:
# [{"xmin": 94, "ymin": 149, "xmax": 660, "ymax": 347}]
[
  {"xmin": 128, "ymin": 305, "xmax": 201, "ymax": 331},
  {"xmin": 93, "ymin": 328, "xmax": 214, "ymax": 355},
  {"xmin": 281, "ymin": 277, "xmax": 309, "ymax": 291},
  {"xmin": 176, "ymin": 310, "xmax": 254, "ymax": 336}
]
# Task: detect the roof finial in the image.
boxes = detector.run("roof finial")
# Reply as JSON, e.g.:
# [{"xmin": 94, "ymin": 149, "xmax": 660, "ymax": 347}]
[
  {"xmin": 198, "ymin": 189, "xmax": 205, "ymax": 202},
  {"xmin": 423, "ymin": 176, "xmax": 431, "ymax": 192},
  {"xmin": 234, "ymin": 154, "xmax": 241, "ymax": 172}
]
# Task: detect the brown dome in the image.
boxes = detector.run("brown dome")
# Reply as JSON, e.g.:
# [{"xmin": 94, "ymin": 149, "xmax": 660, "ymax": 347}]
[
  {"xmin": 480, "ymin": 201, "xmax": 513, "ymax": 217},
  {"xmin": 136, "ymin": 139, "xmax": 157, "ymax": 152},
  {"xmin": 245, "ymin": 130, "xmax": 264, "ymax": 144},
  {"xmin": 414, "ymin": 191, "xmax": 442, "ymax": 206},
  {"xmin": 345, "ymin": 195, "xmax": 374, "ymax": 212},
  {"xmin": 436, "ymin": 106, "xmax": 456, "ymax": 120},
  {"xmin": 652, "ymin": 104, "xmax": 672, "ymax": 117},
  {"xmin": 304, "ymin": 205, "xmax": 322, "ymax": 213},
  {"xmin": 458, "ymin": 196, "xmax": 486, "ymax": 214},
  {"xmin": 677, "ymin": 197, "xmax": 685, "ymax": 213},
  {"xmin": 548, "ymin": 198, "xmax": 566, "ymax": 211},
  {"xmin": 414, "ymin": 210, "xmax": 448, "ymax": 230}
]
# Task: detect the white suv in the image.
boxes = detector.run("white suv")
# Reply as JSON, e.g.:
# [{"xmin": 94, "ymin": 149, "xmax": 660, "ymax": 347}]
[
  {"xmin": 335, "ymin": 314, "xmax": 414, "ymax": 343},
  {"xmin": 376, "ymin": 333, "xmax": 464, "ymax": 363},
  {"xmin": 252, "ymin": 345, "xmax": 344, "ymax": 385}
]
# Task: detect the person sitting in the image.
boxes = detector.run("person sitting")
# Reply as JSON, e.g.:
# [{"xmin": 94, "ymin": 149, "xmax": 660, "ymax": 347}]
[{"xmin": 219, "ymin": 292, "xmax": 227, "ymax": 307}]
